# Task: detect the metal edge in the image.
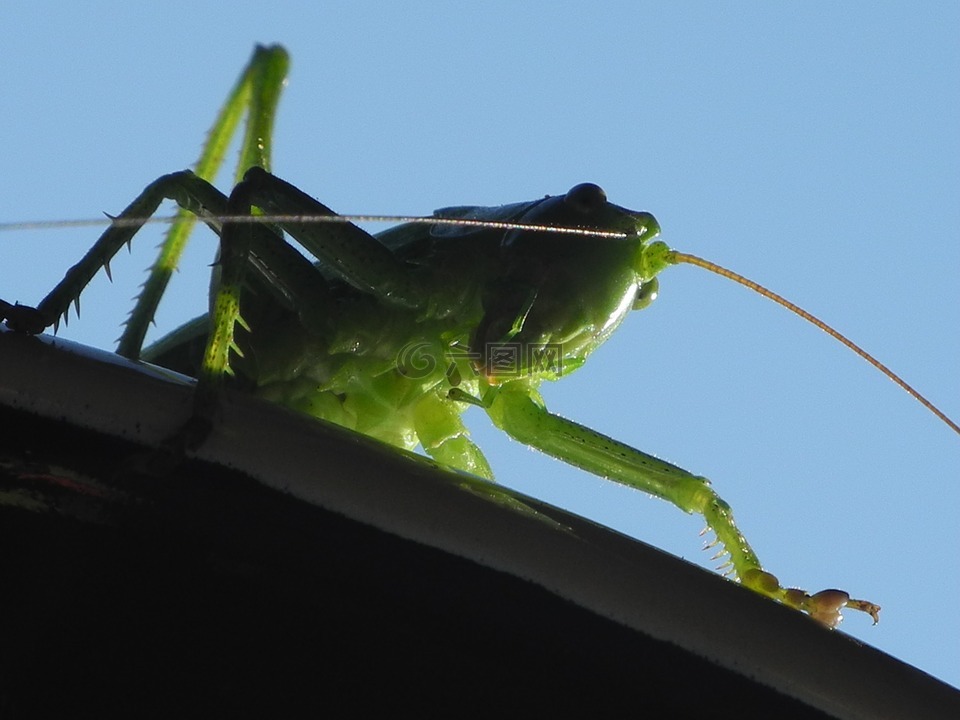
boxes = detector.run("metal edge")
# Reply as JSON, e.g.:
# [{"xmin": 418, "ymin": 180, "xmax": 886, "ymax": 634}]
[{"xmin": 2, "ymin": 328, "xmax": 958, "ymax": 719}]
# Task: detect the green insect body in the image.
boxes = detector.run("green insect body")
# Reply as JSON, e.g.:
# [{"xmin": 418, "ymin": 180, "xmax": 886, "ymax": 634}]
[
  {"xmin": 148, "ymin": 174, "xmax": 667, "ymax": 481},
  {"xmin": 0, "ymin": 45, "xmax": 883, "ymax": 627}
]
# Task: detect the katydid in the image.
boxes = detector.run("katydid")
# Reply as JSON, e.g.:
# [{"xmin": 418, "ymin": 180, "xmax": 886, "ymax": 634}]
[{"xmin": 2, "ymin": 45, "xmax": 954, "ymax": 628}]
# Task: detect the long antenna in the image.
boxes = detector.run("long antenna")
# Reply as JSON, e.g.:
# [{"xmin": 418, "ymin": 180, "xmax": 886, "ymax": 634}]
[
  {"xmin": 0, "ymin": 214, "xmax": 626, "ymax": 238},
  {"xmin": 672, "ymin": 251, "xmax": 960, "ymax": 437}
]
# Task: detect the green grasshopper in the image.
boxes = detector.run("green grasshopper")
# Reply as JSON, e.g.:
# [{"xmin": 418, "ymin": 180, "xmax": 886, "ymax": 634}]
[{"xmin": 3, "ymin": 45, "xmax": 954, "ymax": 627}]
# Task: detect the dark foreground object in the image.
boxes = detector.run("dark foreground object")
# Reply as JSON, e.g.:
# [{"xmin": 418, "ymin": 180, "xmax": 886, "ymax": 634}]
[
  {"xmin": 2, "ymin": 330, "xmax": 958, "ymax": 718},
  {"xmin": 0, "ymin": 411, "xmax": 820, "ymax": 718}
]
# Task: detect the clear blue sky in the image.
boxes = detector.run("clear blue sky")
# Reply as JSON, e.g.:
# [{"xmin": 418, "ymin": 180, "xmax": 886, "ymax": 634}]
[{"xmin": 3, "ymin": 2, "xmax": 958, "ymax": 688}]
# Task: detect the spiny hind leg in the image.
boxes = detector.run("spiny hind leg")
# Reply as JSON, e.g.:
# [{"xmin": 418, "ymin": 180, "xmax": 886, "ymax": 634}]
[{"xmin": 0, "ymin": 171, "xmax": 232, "ymax": 336}]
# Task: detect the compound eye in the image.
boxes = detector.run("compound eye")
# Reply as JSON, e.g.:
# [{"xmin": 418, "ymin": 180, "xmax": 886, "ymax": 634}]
[{"xmin": 564, "ymin": 183, "xmax": 607, "ymax": 214}]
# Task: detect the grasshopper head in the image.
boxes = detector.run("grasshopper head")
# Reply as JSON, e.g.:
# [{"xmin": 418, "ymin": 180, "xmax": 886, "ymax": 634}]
[{"xmin": 475, "ymin": 183, "xmax": 667, "ymax": 381}]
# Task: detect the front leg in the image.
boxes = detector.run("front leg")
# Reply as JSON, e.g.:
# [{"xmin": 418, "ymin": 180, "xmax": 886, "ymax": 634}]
[{"xmin": 485, "ymin": 381, "xmax": 880, "ymax": 626}]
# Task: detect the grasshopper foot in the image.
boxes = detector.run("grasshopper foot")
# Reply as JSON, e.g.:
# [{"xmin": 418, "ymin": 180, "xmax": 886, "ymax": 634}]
[
  {"xmin": 741, "ymin": 569, "xmax": 880, "ymax": 628},
  {"xmin": 0, "ymin": 300, "xmax": 50, "ymax": 335},
  {"xmin": 162, "ymin": 414, "xmax": 214, "ymax": 454},
  {"xmin": 112, "ymin": 416, "xmax": 215, "ymax": 482}
]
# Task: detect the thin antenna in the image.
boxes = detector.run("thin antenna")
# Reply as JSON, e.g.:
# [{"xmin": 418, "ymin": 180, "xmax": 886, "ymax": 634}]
[
  {"xmin": 672, "ymin": 251, "xmax": 960, "ymax": 437},
  {"xmin": 0, "ymin": 214, "xmax": 628, "ymax": 239}
]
